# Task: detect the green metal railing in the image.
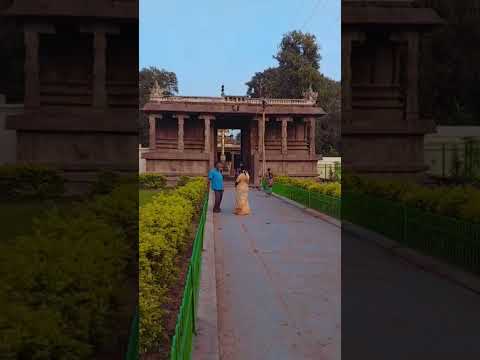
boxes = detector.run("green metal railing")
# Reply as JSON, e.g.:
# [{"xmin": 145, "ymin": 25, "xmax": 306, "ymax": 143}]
[
  {"xmin": 261, "ymin": 179, "xmax": 272, "ymax": 194},
  {"xmin": 271, "ymin": 183, "xmax": 341, "ymax": 219},
  {"xmin": 170, "ymin": 194, "xmax": 209, "ymax": 360},
  {"xmin": 125, "ymin": 309, "xmax": 139, "ymax": 360},
  {"xmin": 343, "ymin": 191, "xmax": 480, "ymax": 274}
]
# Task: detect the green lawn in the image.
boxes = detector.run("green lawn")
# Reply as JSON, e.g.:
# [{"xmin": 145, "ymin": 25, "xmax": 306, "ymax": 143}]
[{"xmin": 139, "ymin": 190, "xmax": 161, "ymax": 207}]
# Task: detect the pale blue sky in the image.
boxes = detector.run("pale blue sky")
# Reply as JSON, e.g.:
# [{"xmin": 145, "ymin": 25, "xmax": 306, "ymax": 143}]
[{"xmin": 140, "ymin": 0, "xmax": 340, "ymax": 96}]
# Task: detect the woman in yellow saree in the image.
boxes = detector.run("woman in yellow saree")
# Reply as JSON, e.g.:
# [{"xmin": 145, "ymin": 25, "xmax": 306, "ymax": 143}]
[{"xmin": 234, "ymin": 166, "xmax": 251, "ymax": 216}]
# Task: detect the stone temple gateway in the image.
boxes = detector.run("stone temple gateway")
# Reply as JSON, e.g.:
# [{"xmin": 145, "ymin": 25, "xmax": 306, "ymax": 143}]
[{"xmin": 142, "ymin": 88, "xmax": 326, "ymax": 186}]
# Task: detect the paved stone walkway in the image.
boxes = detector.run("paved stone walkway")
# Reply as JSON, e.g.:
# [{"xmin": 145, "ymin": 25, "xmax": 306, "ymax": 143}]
[
  {"xmin": 214, "ymin": 187, "xmax": 341, "ymax": 360},
  {"xmin": 342, "ymin": 229, "xmax": 480, "ymax": 360}
]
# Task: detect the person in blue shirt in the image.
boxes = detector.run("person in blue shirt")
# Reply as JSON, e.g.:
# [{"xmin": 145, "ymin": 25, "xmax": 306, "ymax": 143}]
[{"xmin": 208, "ymin": 161, "xmax": 224, "ymax": 212}]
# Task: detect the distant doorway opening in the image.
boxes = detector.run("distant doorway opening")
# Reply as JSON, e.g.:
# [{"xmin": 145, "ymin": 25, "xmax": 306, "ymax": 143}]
[{"xmin": 216, "ymin": 128, "xmax": 242, "ymax": 179}]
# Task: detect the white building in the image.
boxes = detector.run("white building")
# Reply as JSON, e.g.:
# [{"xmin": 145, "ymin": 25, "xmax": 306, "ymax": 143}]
[
  {"xmin": 317, "ymin": 157, "xmax": 341, "ymax": 180},
  {"xmin": 424, "ymin": 126, "xmax": 480, "ymax": 178}
]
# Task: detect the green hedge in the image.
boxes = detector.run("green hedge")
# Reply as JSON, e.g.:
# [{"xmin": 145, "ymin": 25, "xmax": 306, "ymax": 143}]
[
  {"xmin": 0, "ymin": 184, "xmax": 138, "ymax": 359},
  {"xmin": 139, "ymin": 174, "xmax": 167, "ymax": 190},
  {"xmin": 139, "ymin": 177, "xmax": 207, "ymax": 353},
  {"xmin": 91, "ymin": 171, "xmax": 138, "ymax": 195},
  {"xmin": 0, "ymin": 164, "xmax": 64, "ymax": 200},
  {"xmin": 344, "ymin": 174, "xmax": 480, "ymax": 223},
  {"xmin": 275, "ymin": 176, "xmax": 341, "ymax": 198}
]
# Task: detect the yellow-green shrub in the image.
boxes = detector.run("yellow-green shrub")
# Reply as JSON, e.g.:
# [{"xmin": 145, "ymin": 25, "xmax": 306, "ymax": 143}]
[
  {"xmin": 344, "ymin": 174, "xmax": 480, "ymax": 222},
  {"xmin": 0, "ymin": 164, "xmax": 64, "ymax": 200},
  {"xmin": 139, "ymin": 177, "xmax": 207, "ymax": 353},
  {"xmin": 0, "ymin": 188, "xmax": 134, "ymax": 359},
  {"xmin": 0, "ymin": 185, "xmax": 138, "ymax": 360},
  {"xmin": 275, "ymin": 176, "xmax": 341, "ymax": 198}
]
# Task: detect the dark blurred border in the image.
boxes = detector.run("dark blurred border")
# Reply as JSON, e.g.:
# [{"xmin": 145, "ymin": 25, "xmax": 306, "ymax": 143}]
[
  {"xmin": 0, "ymin": 1, "xmax": 139, "ymax": 358},
  {"xmin": 342, "ymin": 1, "xmax": 480, "ymax": 359}
]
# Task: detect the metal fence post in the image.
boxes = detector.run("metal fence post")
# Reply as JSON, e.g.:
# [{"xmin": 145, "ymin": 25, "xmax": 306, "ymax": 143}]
[
  {"xmin": 442, "ymin": 143, "xmax": 446, "ymax": 178},
  {"xmin": 191, "ymin": 268, "xmax": 197, "ymax": 335}
]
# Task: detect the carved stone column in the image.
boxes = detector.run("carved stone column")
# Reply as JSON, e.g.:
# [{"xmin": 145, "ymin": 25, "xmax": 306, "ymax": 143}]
[
  {"xmin": 24, "ymin": 30, "xmax": 39, "ymax": 108},
  {"xmin": 199, "ymin": 115, "xmax": 215, "ymax": 153},
  {"xmin": 173, "ymin": 114, "xmax": 188, "ymax": 151},
  {"xmin": 149, "ymin": 114, "xmax": 160, "ymax": 150},
  {"xmin": 406, "ymin": 31, "xmax": 419, "ymax": 124},
  {"xmin": 93, "ymin": 30, "xmax": 107, "ymax": 108},
  {"xmin": 278, "ymin": 117, "xmax": 292, "ymax": 155},
  {"xmin": 257, "ymin": 115, "xmax": 265, "ymax": 158},
  {"xmin": 342, "ymin": 32, "xmax": 365, "ymax": 125},
  {"xmin": 81, "ymin": 24, "xmax": 119, "ymax": 108},
  {"xmin": 308, "ymin": 117, "xmax": 316, "ymax": 157},
  {"xmin": 24, "ymin": 24, "xmax": 55, "ymax": 108},
  {"xmin": 342, "ymin": 34, "xmax": 352, "ymax": 125}
]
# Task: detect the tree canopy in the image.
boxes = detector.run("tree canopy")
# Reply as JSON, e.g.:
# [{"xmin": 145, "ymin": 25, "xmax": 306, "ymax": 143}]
[
  {"xmin": 246, "ymin": 31, "xmax": 325, "ymax": 100},
  {"xmin": 418, "ymin": 0, "xmax": 480, "ymax": 125},
  {"xmin": 245, "ymin": 30, "xmax": 341, "ymax": 155},
  {"xmin": 139, "ymin": 66, "xmax": 178, "ymax": 108}
]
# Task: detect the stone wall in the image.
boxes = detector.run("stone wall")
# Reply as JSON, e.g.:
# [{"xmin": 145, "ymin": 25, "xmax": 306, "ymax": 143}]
[{"xmin": 0, "ymin": 94, "xmax": 22, "ymax": 164}]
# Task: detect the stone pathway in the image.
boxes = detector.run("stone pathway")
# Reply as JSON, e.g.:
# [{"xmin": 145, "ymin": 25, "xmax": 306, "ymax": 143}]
[
  {"xmin": 214, "ymin": 187, "xmax": 341, "ymax": 360},
  {"xmin": 342, "ymin": 229, "xmax": 480, "ymax": 360}
]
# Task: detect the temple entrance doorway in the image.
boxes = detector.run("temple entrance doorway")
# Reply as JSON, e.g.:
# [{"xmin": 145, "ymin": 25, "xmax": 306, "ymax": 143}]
[{"xmin": 213, "ymin": 116, "xmax": 254, "ymax": 181}]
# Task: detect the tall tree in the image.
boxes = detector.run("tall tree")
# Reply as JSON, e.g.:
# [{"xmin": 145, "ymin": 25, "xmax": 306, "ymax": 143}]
[
  {"xmin": 418, "ymin": 0, "xmax": 480, "ymax": 125},
  {"xmin": 246, "ymin": 30, "xmax": 341, "ymax": 155},
  {"xmin": 139, "ymin": 66, "xmax": 178, "ymax": 108},
  {"xmin": 246, "ymin": 31, "xmax": 323, "ymax": 99},
  {"xmin": 139, "ymin": 67, "xmax": 178, "ymax": 146}
]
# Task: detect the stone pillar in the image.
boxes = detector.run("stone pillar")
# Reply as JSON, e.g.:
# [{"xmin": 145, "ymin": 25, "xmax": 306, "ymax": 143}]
[
  {"xmin": 93, "ymin": 30, "xmax": 107, "ymax": 108},
  {"xmin": 24, "ymin": 24, "xmax": 55, "ymax": 108},
  {"xmin": 81, "ymin": 24, "xmax": 119, "ymax": 108},
  {"xmin": 149, "ymin": 114, "xmax": 160, "ymax": 150},
  {"xmin": 279, "ymin": 117, "xmax": 291, "ymax": 155},
  {"xmin": 257, "ymin": 115, "xmax": 265, "ymax": 157},
  {"xmin": 341, "ymin": 34, "xmax": 352, "ymax": 125},
  {"xmin": 24, "ymin": 30, "xmax": 40, "ymax": 108},
  {"xmin": 220, "ymin": 131, "xmax": 227, "ymax": 162},
  {"xmin": 199, "ymin": 115, "xmax": 215, "ymax": 153},
  {"xmin": 308, "ymin": 117, "xmax": 316, "ymax": 157},
  {"xmin": 406, "ymin": 31, "xmax": 420, "ymax": 125},
  {"xmin": 173, "ymin": 114, "xmax": 188, "ymax": 151},
  {"xmin": 342, "ymin": 32, "xmax": 365, "ymax": 125}
]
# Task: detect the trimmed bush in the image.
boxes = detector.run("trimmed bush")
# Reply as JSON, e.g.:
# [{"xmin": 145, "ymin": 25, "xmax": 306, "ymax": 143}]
[
  {"xmin": 0, "ymin": 164, "xmax": 64, "ymax": 200},
  {"xmin": 0, "ymin": 184, "xmax": 137, "ymax": 359},
  {"xmin": 139, "ymin": 177, "xmax": 207, "ymax": 353},
  {"xmin": 275, "ymin": 176, "xmax": 341, "ymax": 198},
  {"xmin": 344, "ymin": 174, "xmax": 480, "ymax": 223},
  {"xmin": 91, "ymin": 171, "xmax": 138, "ymax": 195},
  {"xmin": 177, "ymin": 175, "xmax": 192, "ymax": 187},
  {"xmin": 139, "ymin": 174, "xmax": 167, "ymax": 190}
]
